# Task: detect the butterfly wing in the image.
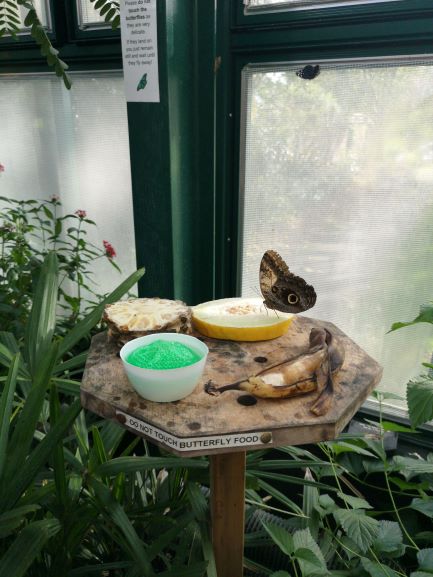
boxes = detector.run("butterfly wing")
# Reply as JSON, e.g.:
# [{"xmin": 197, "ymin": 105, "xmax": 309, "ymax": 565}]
[{"xmin": 259, "ymin": 250, "xmax": 317, "ymax": 313}]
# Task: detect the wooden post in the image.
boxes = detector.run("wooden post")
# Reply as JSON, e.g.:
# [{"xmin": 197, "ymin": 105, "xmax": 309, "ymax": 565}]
[{"xmin": 210, "ymin": 452, "xmax": 246, "ymax": 577}]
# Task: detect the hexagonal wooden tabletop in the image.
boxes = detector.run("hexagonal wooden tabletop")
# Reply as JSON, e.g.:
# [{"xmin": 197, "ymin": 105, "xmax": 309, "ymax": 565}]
[{"xmin": 81, "ymin": 316, "xmax": 382, "ymax": 457}]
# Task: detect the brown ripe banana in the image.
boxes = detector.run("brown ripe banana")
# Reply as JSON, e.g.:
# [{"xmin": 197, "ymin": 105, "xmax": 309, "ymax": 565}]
[{"xmin": 205, "ymin": 327, "xmax": 345, "ymax": 415}]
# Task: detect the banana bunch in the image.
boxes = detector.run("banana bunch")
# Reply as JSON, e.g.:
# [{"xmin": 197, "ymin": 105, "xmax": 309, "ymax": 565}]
[{"xmin": 205, "ymin": 327, "xmax": 344, "ymax": 416}]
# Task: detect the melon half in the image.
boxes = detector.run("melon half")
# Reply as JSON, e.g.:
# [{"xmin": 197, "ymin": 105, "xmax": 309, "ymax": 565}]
[{"xmin": 191, "ymin": 297, "xmax": 293, "ymax": 341}]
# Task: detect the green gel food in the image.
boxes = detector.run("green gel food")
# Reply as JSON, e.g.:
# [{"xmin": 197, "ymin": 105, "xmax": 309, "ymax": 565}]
[{"xmin": 127, "ymin": 340, "xmax": 202, "ymax": 370}]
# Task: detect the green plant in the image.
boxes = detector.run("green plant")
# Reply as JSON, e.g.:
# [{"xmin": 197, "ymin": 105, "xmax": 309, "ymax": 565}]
[
  {"xmin": 0, "ymin": 1, "xmax": 121, "ymax": 89},
  {"xmin": 389, "ymin": 302, "xmax": 433, "ymax": 428},
  {"xmin": 0, "ymin": 253, "xmax": 215, "ymax": 576},
  {"xmin": 0, "ymin": 195, "xmax": 120, "ymax": 337},
  {"xmin": 243, "ymin": 406, "xmax": 433, "ymax": 577}
]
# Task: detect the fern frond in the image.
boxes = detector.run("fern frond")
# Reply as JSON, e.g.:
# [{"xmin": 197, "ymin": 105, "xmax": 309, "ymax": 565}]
[
  {"xmin": 0, "ymin": 0, "xmax": 21, "ymax": 39},
  {"xmin": 14, "ymin": 0, "xmax": 72, "ymax": 89},
  {"xmin": 90, "ymin": 0, "xmax": 120, "ymax": 30}
]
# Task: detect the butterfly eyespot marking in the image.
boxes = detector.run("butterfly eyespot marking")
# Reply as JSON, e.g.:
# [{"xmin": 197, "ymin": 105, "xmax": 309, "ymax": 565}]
[
  {"xmin": 271, "ymin": 286, "xmax": 278, "ymax": 294},
  {"xmin": 288, "ymin": 294, "xmax": 299, "ymax": 305}
]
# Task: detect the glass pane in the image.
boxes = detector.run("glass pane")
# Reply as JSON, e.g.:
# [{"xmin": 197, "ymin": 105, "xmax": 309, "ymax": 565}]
[
  {"xmin": 0, "ymin": 72, "xmax": 136, "ymax": 300},
  {"xmin": 240, "ymin": 61, "xmax": 433, "ymax": 408},
  {"xmin": 12, "ymin": 0, "xmax": 50, "ymax": 31},
  {"xmin": 77, "ymin": 0, "xmax": 109, "ymax": 28},
  {"xmin": 247, "ymin": 0, "xmax": 401, "ymax": 10}
]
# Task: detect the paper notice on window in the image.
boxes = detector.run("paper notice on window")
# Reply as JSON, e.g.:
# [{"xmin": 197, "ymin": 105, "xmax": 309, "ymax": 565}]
[{"xmin": 120, "ymin": 0, "xmax": 160, "ymax": 103}]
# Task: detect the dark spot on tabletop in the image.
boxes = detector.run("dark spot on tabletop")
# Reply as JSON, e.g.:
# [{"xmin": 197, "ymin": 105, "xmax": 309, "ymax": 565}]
[
  {"xmin": 116, "ymin": 413, "xmax": 126, "ymax": 424},
  {"xmin": 237, "ymin": 395, "xmax": 257, "ymax": 406},
  {"xmin": 294, "ymin": 412, "xmax": 303, "ymax": 419},
  {"xmin": 128, "ymin": 401, "xmax": 137, "ymax": 409},
  {"xmin": 167, "ymin": 421, "xmax": 175, "ymax": 427},
  {"xmin": 254, "ymin": 356, "xmax": 268, "ymax": 363},
  {"xmin": 139, "ymin": 402, "xmax": 147, "ymax": 409},
  {"xmin": 113, "ymin": 396, "xmax": 121, "ymax": 401},
  {"xmin": 188, "ymin": 422, "xmax": 201, "ymax": 431}
]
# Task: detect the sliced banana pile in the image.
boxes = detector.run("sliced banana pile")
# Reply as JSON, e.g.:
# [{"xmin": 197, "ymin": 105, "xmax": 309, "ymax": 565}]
[{"xmin": 103, "ymin": 298, "xmax": 192, "ymax": 347}]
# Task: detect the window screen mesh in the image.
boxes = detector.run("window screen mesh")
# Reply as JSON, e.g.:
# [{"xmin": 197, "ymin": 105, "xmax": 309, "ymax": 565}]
[
  {"xmin": 240, "ymin": 61, "xmax": 433, "ymax": 405},
  {"xmin": 14, "ymin": 0, "xmax": 49, "ymax": 29},
  {"xmin": 0, "ymin": 72, "xmax": 136, "ymax": 298},
  {"xmin": 247, "ymin": 0, "xmax": 400, "ymax": 9},
  {"xmin": 77, "ymin": 0, "xmax": 107, "ymax": 27}
]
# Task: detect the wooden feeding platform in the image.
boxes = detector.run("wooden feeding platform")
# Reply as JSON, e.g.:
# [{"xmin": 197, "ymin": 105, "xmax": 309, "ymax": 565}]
[{"xmin": 81, "ymin": 315, "xmax": 382, "ymax": 577}]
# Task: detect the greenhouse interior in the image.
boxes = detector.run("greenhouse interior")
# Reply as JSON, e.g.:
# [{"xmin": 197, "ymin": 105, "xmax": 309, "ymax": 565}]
[{"xmin": 1, "ymin": 1, "xmax": 433, "ymax": 576}]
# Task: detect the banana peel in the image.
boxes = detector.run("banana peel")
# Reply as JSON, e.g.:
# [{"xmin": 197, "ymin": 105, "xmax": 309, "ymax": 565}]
[{"xmin": 205, "ymin": 327, "xmax": 345, "ymax": 416}]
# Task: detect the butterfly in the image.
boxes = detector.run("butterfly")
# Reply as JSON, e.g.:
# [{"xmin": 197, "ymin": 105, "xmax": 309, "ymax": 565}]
[
  {"xmin": 259, "ymin": 250, "xmax": 317, "ymax": 314},
  {"xmin": 296, "ymin": 65, "xmax": 320, "ymax": 80}
]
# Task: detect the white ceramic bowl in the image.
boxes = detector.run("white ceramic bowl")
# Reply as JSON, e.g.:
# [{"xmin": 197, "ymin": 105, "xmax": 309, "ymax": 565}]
[{"xmin": 120, "ymin": 333, "xmax": 209, "ymax": 403}]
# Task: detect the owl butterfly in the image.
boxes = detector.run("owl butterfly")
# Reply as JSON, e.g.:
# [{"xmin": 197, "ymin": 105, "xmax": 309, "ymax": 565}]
[{"xmin": 260, "ymin": 250, "xmax": 317, "ymax": 314}]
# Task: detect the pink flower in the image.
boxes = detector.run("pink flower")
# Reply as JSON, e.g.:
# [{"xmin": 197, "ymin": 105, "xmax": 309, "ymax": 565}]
[
  {"xmin": 75, "ymin": 209, "xmax": 87, "ymax": 219},
  {"xmin": 0, "ymin": 164, "xmax": 5, "ymax": 173},
  {"xmin": 103, "ymin": 240, "xmax": 116, "ymax": 258}
]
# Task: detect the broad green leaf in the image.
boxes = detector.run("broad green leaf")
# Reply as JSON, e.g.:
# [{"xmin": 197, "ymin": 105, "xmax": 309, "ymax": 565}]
[
  {"xmin": 146, "ymin": 512, "xmax": 195, "ymax": 561},
  {"xmin": 388, "ymin": 303, "xmax": 433, "ymax": 332},
  {"xmin": 334, "ymin": 509, "xmax": 379, "ymax": 552},
  {"xmin": 410, "ymin": 498, "xmax": 433, "ymax": 519},
  {"xmin": 371, "ymin": 390, "xmax": 405, "ymax": 402},
  {"xmin": 293, "ymin": 528, "xmax": 329, "ymax": 576},
  {"xmin": 50, "ymin": 383, "xmax": 68, "ymax": 510},
  {"xmin": 302, "ymin": 468, "xmax": 320, "ymax": 538},
  {"xmin": 0, "ymin": 518, "xmax": 60, "ymax": 577},
  {"xmin": 374, "ymin": 521, "xmax": 405, "ymax": 557},
  {"xmin": 185, "ymin": 482, "xmax": 217, "ymax": 577},
  {"xmin": 407, "ymin": 378, "xmax": 433, "ymax": 428},
  {"xmin": 380, "ymin": 420, "xmax": 417, "ymax": 433},
  {"xmin": 0, "ymin": 504, "xmax": 40, "ymax": 538},
  {"xmin": 24, "ymin": 251, "xmax": 58, "ymax": 376},
  {"xmin": 257, "ymin": 479, "xmax": 304, "ymax": 515},
  {"xmin": 410, "ymin": 572, "xmax": 433, "ymax": 577},
  {"xmin": 249, "ymin": 469, "xmax": 337, "ymax": 491},
  {"xmin": 3, "ymin": 341, "xmax": 59, "ymax": 490},
  {"xmin": 261, "ymin": 520, "xmax": 294, "ymax": 556},
  {"xmin": 361, "ymin": 558, "xmax": 400, "ymax": 577},
  {"xmin": 393, "ymin": 455, "xmax": 433, "ymax": 479},
  {"xmin": 0, "ymin": 354, "xmax": 20, "ymax": 482},
  {"xmin": 295, "ymin": 548, "xmax": 325, "ymax": 568},
  {"xmin": 337, "ymin": 492, "xmax": 372, "ymax": 510},
  {"xmin": 316, "ymin": 494, "xmax": 339, "ymax": 518},
  {"xmin": 186, "ymin": 481, "xmax": 208, "ymax": 523},
  {"xmin": 53, "ymin": 352, "xmax": 88, "ymax": 376},
  {"xmin": 68, "ymin": 562, "xmax": 133, "ymax": 576},
  {"xmin": 157, "ymin": 563, "xmax": 209, "ymax": 577},
  {"xmin": 90, "ymin": 479, "xmax": 152, "ymax": 575},
  {"xmin": 57, "ymin": 267, "xmax": 145, "ymax": 359},
  {"xmin": 270, "ymin": 573, "xmax": 291, "ymax": 577},
  {"xmin": 326, "ymin": 441, "xmax": 375, "ymax": 458},
  {"xmin": 95, "ymin": 455, "xmax": 208, "ymax": 476},
  {"xmin": 416, "ymin": 532, "xmax": 433, "ymax": 544},
  {"xmin": 257, "ymin": 459, "xmax": 331, "ymax": 470},
  {"xmin": 1, "ymin": 399, "xmax": 81, "ymax": 510},
  {"xmin": 417, "ymin": 548, "xmax": 433, "ymax": 571}
]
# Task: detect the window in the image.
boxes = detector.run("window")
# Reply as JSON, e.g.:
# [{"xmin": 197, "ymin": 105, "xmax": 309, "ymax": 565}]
[
  {"xmin": 0, "ymin": 2, "xmax": 135, "ymax": 297},
  {"xmin": 218, "ymin": 0, "xmax": 433, "ymax": 414},
  {"xmin": 245, "ymin": 0, "xmax": 401, "ymax": 10},
  {"xmin": 76, "ymin": 0, "xmax": 110, "ymax": 29},
  {"xmin": 240, "ymin": 60, "xmax": 433, "ymax": 404}
]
